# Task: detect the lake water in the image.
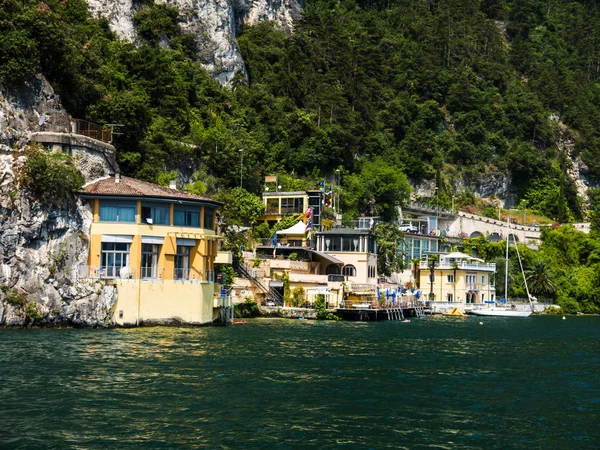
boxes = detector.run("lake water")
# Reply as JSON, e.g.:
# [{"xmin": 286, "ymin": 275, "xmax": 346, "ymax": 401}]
[{"xmin": 1, "ymin": 316, "xmax": 599, "ymax": 449}]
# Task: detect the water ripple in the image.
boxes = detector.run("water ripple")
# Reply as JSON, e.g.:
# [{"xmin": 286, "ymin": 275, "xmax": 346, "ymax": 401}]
[{"xmin": 0, "ymin": 316, "xmax": 599, "ymax": 448}]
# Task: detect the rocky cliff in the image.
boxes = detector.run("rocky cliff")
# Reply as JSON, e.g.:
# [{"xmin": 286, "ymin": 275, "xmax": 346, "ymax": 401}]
[
  {"xmin": 87, "ymin": 0, "xmax": 302, "ymax": 84},
  {"xmin": 0, "ymin": 77, "xmax": 117, "ymax": 327}
]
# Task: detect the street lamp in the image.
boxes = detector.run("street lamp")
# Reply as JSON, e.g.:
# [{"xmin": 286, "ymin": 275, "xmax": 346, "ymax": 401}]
[
  {"xmin": 239, "ymin": 149, "xmax": 243, "ymax": 188},
  {"xmin": 434, "ymin": 186, "xmax": 439, "ymax": 218},
  {"xmin": 335, "ymin": 169, "xmax": 341, "ymax": 216}
]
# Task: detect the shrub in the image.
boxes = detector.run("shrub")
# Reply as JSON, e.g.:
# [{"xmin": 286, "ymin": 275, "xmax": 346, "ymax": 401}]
[
  {"xmin": 25, "ymin": 302, "xmax": 42, "ymax": 322},
  {"xmin": 20, "ymin": 145, "xmax": 84, "ymax": 205},
  {"xmin": 234, "ymin": 298, "xmax": 260, "ymax": 318},
  {"xmin": 3, "ymin": 287, "xmax": 26, "ymax": 307},
  {"xmin": 315, "ymin": 294, "xmax": 341, "ymax": 320},
  {"xmin": 289, "ymin": 252, "xmax": 298, "ymax": 261},
  {"xmin": 291, "ymin": 286, "xmax": 305, "ymax": 307}
]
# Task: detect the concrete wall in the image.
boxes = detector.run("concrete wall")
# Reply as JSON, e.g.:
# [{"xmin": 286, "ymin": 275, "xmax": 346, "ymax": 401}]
[
  {"xmin": 446, "ymin": 212, "xmax": 541, "ymax": 246},
  {"xmin": 112, "ymin": 280, "xmax": 216, "ymax": 325}
]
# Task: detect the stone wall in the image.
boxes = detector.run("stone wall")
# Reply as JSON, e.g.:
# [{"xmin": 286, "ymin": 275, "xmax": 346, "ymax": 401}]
[{"xmin": 0, "ymin": 77, "xmax": 118, "ymax": 327}]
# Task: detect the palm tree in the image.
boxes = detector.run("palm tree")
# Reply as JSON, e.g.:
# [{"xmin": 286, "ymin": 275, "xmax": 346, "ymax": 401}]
[
  {"xmin": 451, "ymin": 262, "xmax": 459, "ymax": 302},
  {"xmin": 427, "ymin": 254, "xmax": 439, "ymax": 301},
  {"xmin": 410, "ymin": 257, "xmax": 420, "ymax": 288},
  {"xmin": 525, "ymin": 259, "xmax": 557, "ymax": 298}
]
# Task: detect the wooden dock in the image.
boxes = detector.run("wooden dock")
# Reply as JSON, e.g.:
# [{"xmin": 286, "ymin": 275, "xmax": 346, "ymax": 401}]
[{"xmin": 336, "ymin": 304, "xmax": 426, "ymax": 322}]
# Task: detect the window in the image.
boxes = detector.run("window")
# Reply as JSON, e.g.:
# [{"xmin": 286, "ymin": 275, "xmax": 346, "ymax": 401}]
[
  {"xmin": 204, "ymin": 207, "xmax": 214, "ymax": 230},
  {"xmin": 481, "ymin": 275, "xmax": 486, "ymax": 284},
  {"xmin": 342, "ymin": 265, "xmax": 356, "ymax": 277},
  {"xmin": 447, "ymin": 293, "xmax": 453, "ymax": 302},
  {"xmin": 100, "ymin": 243, "xmax": 130, "ymax": 278},
  {"xmin": 326, "ymin": 264, "xmax": 341, "ymax": 275},
  {"xmin": 368, "ymin": 265, "xmax": 376, "ymax": 278},
  {"xmin": 326, "ymin": 237, "xmax": 341, "ymax": 252},
  {"xmin": 447, "ymin": 274, "xmax": 455, "ymax": 283},
  {"xmin": 141, "ymin": 203, "xmax": 170, "ymax": 225},
  {"xmin": 342, "ymin": 237, "xmax": 352, "ymax": 252},
  {"xmin": 466, "ymin": 274, "xmax": 476, "ymax": 286},
  {"xmin": 141, "ymin": 244, "xmax": 160, "ymax": 279},
  {"xmin": 174, "ymin": 245, "xmax": 191, "ymax": 280},
  {"xmin": 266, "ymin": 198, "xmax": 279, "ymax": 214},
  {"xmin": 99, "ymin": 203, "xmax": 136, "ymax": 222},
  {"xmin": 281, "ymin": 197, "xmax": 303, "ymax": 215},
  {"xmin": 174, "ymin": 207, "xmax": 200, "ymax": 227}
]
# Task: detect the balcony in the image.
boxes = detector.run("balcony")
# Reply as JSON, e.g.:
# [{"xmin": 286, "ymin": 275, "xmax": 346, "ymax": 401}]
[{"xmin": 420, "ymin": 258, "xmax": 496, "ymax": 272}]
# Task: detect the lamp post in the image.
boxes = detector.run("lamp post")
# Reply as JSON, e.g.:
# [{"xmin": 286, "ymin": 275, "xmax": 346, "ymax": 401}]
[
  {"xmin": 522, "ymin": 200, "xmax": 527, "ymax": 225},
  {"xmin": 451, "ymin": 195, "xmax": 455, "ymax": 214},
  {"xmin": 335, "ymin": 169, "xmax": 341, "ymax": 217},
  {"xmin": 434, "ymin": 186, "xmax": 439, "ymax": 218},
  {"xmin": 239, "ymin": 149, "xmax": 243, "ymax": 188}
]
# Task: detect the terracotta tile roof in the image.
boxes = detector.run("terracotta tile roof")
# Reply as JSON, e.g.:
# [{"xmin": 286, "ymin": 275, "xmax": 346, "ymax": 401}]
[{"xmin": 82, "ymin": 176, "xmax": 222, "ymax": 205}]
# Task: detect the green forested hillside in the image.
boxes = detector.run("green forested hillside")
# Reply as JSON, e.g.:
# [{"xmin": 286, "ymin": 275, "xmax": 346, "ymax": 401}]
[
  {"xmin": 2, "ymin": 0, "xmax": 600, "ymax": 311},
  {"xmin": 1, "ymin": 0, "xmax": 600, "ymax": 220}
]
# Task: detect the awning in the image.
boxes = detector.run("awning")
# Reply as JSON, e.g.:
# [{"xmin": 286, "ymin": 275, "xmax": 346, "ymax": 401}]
[
  {"xmin": 101, "ymin": 235, "xmax": 133, "ymax": 243},
  {"xmin": 312, "ymin": 250, "xmax": 344, "ymax": 265},
  {"xmin": 176, "ymin": 238, "xmax": 197, "ymax": 247},
  {"xmin": 276, "ymin": 221, "xmax": 307, "ymax": 235},
  {"xmin": 142, "ymin": 236, "xmax": 164, "ymax": 245}
]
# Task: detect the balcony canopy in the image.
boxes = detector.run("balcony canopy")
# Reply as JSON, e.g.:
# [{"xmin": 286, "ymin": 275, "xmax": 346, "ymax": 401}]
[
  {"xmin": 276, "ymin": 221, "xmax": 307, "ymax": 235},
  {"xmin": 442, "ymin": 251, "xmax": 484, "ymax": 262}
]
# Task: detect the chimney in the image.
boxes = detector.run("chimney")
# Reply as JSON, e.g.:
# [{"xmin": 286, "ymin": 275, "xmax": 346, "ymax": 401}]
[
  {"xmin": 169, "ymin": 180, "xmax": 177, "ymax": 190},
  {"xmin": 115, "ymin": 173, "xmax": 120, "ymax": 184}
]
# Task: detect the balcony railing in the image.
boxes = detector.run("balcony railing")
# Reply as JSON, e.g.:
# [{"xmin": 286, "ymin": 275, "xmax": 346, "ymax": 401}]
[
  {"xmin": 420, "ymin": 258, "xmax": 496, "ymax": 272},
  {"xmin": 78, "ymin": 265, "xmax": 136, "ymax": 279}
]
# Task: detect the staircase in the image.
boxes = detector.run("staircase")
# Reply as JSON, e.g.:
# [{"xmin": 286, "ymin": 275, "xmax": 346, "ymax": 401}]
[{"xmin": 234, "ymin": 262, "xmax": 284, "ymax": 306}]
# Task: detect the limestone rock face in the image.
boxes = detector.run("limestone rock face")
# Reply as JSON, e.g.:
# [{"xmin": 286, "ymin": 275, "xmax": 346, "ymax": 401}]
[
  {"xmin": 86, "ymin": 0, "xmax": 302, "ymax": 84},
  {"xmin": 0, "ymin": 80, "xmax": 117, "ymax": 328}
]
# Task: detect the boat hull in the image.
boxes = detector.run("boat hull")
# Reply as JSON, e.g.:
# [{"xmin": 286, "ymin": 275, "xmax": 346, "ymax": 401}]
[{"xmin": 469, "ymin": 309, "xmax": 532, "ymax": 317}]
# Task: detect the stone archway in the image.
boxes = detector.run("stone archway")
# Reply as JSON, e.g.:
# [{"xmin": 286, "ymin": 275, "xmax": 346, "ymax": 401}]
[
  {"xmin": 508, "ymin": 234, "xmax": 519, "ymax": 243},
  {"xmin": 489, "ymin": 232, "xmax": 501, "ymax": 242},
  {"xmin": 470, "ymin": 231, "xmax": 483, "ymax": 238}
]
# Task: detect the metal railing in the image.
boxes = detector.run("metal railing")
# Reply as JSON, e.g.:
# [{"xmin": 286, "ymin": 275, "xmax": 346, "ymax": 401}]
[
  {"xmin": 73, "ymin": 119, "xmax": 112, "ymax": 143},
  {"xmin": 234, "ymin": 262, "xmax": 284, "ymax": 305},
  {"xmin": 205, "ymin": 269, "xmax": 215, "ymax": 283},
  {"xmin": 78, "ymin": 265, "xmax": 136, "ymax": 280},
  {"xmin": 140, "ymin": 266, "xmax": 164, "ymax": 280}
]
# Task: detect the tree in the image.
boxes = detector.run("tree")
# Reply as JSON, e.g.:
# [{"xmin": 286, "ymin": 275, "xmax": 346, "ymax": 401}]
[
  {"xmin": 343, "ymin": 158, "xmax": 412, "ymax": 222},
  {"xmin": 216, "ymin": 187, "xmax": 265, "ymax": 227},
  {"xmin": 525, "ymin": 259, "xmax": 557, "ymax": 299},
  {"xmin": 373, "ymin": 222, "xmax": 405, "ymax": 277},
  {"xmin": 427, "ymin": 254, "xmax": 439, "ymax": 301}
]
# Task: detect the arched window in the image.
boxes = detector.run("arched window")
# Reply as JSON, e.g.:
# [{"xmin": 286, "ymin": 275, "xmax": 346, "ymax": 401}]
[
  {"xmin": 326, "ymin": 264, "xmax": 341, "ymax": 275},
  {"xmin": 342, "ymin": 265, "xmax": 356, "ymax": 277},
  {"xmin": 488, "ymin": 232, "xmax": 501, "ymax": 242},
  {"xmin": 470, "ymin": 231, "xmax": 483, "ymax": 238}
]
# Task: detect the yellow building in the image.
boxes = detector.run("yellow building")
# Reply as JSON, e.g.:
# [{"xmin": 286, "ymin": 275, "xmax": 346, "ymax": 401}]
[
  {"xmin": 260, "ymin": 190, "xmax": 325, "ymax": 229},
  {"xmin": 418, "ymin": 252, "xmax": 496, "ymax": 306},
  {"xmin": 81, "ymin": 175, "xmax": 222, "ymax": 325}
]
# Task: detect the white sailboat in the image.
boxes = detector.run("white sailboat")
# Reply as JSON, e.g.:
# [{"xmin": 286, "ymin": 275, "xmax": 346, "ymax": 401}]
[{"xmin": 470, "ymin": 220, "xmax": 536, "ymax": 318}]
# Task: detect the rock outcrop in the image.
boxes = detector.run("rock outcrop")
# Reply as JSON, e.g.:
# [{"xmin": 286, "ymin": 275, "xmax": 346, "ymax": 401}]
[
  {"xmin": 0, "ymin": 79, "xmax": 117, "ymax": 327},
  {"xmin": 86, "ymin": 0, "xmax": 302, "ymax": 84}
]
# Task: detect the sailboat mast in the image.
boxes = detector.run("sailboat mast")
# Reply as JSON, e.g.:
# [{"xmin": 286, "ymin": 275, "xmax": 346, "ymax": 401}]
[{"xmin": 505, "ymin": 219, "xmax": 509, "ymax": 301}]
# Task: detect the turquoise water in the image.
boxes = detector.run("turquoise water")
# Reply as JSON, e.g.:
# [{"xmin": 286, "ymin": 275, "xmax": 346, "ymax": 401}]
[{"xmin": 1, "ymin": 316, "xmax": 599, "ymax": 449}]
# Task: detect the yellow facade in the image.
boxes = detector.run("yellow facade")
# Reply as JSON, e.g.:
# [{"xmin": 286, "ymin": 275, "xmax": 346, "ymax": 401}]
[
  {"xmin": 418, "ymin": 259, "xmax": 496, "ymax": 304},
  {"xmin": 112, "ymin": 280, "xmax": 217, "ymax": 325},
  {"xmin": 85, "ymin": 197, "xmax": 222, "ymax": 325}
]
